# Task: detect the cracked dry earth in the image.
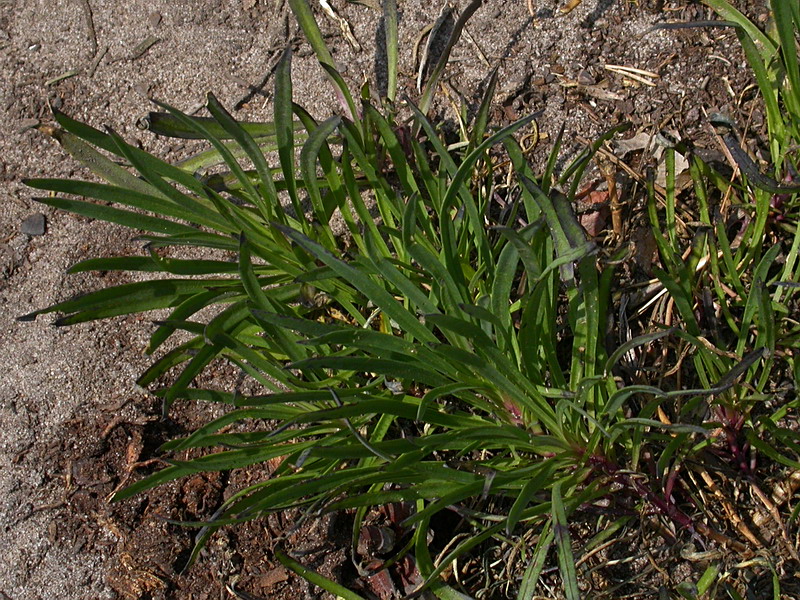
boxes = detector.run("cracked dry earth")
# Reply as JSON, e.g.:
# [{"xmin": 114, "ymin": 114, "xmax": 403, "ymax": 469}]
[{"xmin": 0, "ymin": 0, "xmax": 774, "ymax": 598}]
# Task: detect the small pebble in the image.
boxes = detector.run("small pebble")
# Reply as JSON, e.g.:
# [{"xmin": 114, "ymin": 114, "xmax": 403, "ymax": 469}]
[
  {"xmin": 22, "ymin": 213, "xmax": 46, "ymax": 236},
  {"xmin": 148, "ymin": 11, "xmax": 162, "ymax": 27},
  {"xmin": 617, "ymin": 99, "xmax": 634, "ymax": 115},
  {"xmin": 18, "ymin": 118, "xmax": 40, "ymax": 131},
  {"xmin": 133, "ymin": 82, "xmax": 151, "ymax": 98},
  {"xmin": 577, "ymin": 70, "xmax": 595, "ymax": 86}
]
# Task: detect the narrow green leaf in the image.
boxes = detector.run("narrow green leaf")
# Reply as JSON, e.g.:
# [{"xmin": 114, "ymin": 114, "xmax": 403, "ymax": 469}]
[
  {"xmin": 53, "ymin": 110, "xmax": 235, "ymax": 219},
  {"xmin": 696, "ymin": 564, "xmax": 719, "ymax": 596},
  {"xmin": 68, "ymin": 255, "xmax": 238, "ymax": 276},
  {"xmin": 287, "ymin": 0, "xmax": 357, "ymax": 120},
  {"xmin": 418, "ymin": 0, "xmax": 485, "ymax": 116},
  {"xmin": 746, "ymin": 430, "xmax": 800, "ymax": 469},
  {"xmin": 276, "ymin": 224, "xmax": 436, "ymax": 342},
  {"xmin": 299, "ymin": 115, "xmax": 342, "ymax": 227},
  {"xmin": 148, "ymin": 290, "xmax": 231, "ymax": 353},
  {"xmin": 319, "ymin": 62, "xmax": 361, "ymax": 127},
  {"xmin": 20, "ymin": 278, "xmax": 235, "ymax": 324},
  {"xmin": 40, "ymin": 126, "xmax": 158, "ymax": 197},
  {"xmin": 507, "ymin": 460, "xmax": 557, "ymax": 535},
  {"xmin": 604, "ymin": 328, "xmax": 676, "ymax": 376},
  {"xmin": 143, "ymin": 111, "xmax": 283, "ymax": 139},
  {"xmin": 275, "ymin": 47, "xmax": 304, "ymax": 221},
  {"xmin": 701, "ymin": 0, "xmax": 775, "ymax": 51},
  {"xmin": 364, "ymin": 102, "xmax": 419, "ymax": 197},
  {"xmin": 516, "ymin": 524, "xmax": 554, "ymax": 600},
  {"xmin": 25, "ymin": 178, "xmax": 231, "ymax": 232},
  {"xmin": 275, "ymin": 550, "xmax": 365, "ymax": 600},
  {"xmin": 514, "ymin": 175, "xmax": 593, "ymax": 288},
  {"xmin": 286, "ymin": 0, "xmax": 335, "ymax": 67},
  {"xmin": 161, "ymin": 343, "xmax": 222, "ymax": 415},
  {"xmin": 552, "ymin": 482, "xmax": 579, "ymax": 600},
  {"xmin": 205, "ymin": 92, "xmax": 281, "ymax": 223},
  {"xmin": 490, "ymin": 237, "xmax": 520, "ymax": 353},
  {"xmin": 290, "ymin": 356, "xmax": 447, "ymax": 387},
  {"xmin": 470, "ymin": 66, "xmax": 498, "ymax": 151},
  {"xmin": 382, "ymin": 0, "xmax": 398, "ymax": 101},
  {"xmin": 33, "ymin": 196, "xmax": 199, "ymax": 236}
]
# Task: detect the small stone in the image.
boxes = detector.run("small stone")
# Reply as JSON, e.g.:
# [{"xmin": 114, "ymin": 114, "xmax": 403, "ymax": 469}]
[
  {"xmin": 133, "ymin": 82, "xmax": 151, "ymax": 98},
  {"xmin": 577, "ymin": 70, "xmax": 595, "ymax": 86},
  {"xmin": 148, "ymin": 11, "xmax": 162, "ymax": 27},
  {"xmin": 617, "ymin": 99, "xmax": 634, "ymax": 115},
  {"xmin": 18, "ymin": 118, "xmax": 40, "ymax": 131},
  {"xmin": 21, "ymin": 213, "xmax": 46, "ymax": 236}
]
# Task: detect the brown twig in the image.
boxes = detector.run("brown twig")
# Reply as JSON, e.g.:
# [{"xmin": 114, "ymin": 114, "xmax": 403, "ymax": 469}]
[
  {"xmin": 130, "ymin": 35, "xmax": 160, "ymax": 60},
  {"xmin": 75, "ymin": 0, "xmax": 98, "ymax": 56},
  {"xmin": 750, "ymin": 480, "xmax": 800, "ymax": 561},
  {"xmin": 696, "ymin": 467, "xmax": 763, "ymax": 549},
  {"xmin": 86, "ymin": 44, "xmax": 108, "ymax": 78},
  {"xmin": 576, "ymin": 136, "xmax": 668, "ymax": 198},
  {"xmin": 596, "ymin": 154, "xmax": 623, "ymax": 240}
]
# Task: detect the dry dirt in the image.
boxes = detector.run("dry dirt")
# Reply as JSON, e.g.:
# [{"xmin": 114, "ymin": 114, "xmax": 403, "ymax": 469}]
[{"xmin": 0, "ymin": 0, "xmax": 777, "ymax": 598}]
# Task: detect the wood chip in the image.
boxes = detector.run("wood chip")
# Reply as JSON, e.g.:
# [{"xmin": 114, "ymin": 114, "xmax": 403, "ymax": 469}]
[
  {"xmin": 45, "ymin": 70, "xmax": 79, "ymax": 86},
  {"xmin": 130, "ymin": 35, "xmax": 160, "ymax": 60},
  {"xmin": 319, "ymin": 0, "xmax": 360, "ymax": 51}
]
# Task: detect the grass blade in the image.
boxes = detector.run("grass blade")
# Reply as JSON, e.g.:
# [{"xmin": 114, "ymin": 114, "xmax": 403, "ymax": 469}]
[
  {"xmin": 33, "ymin": 196, "xmax": 200, "ymax": 236},
  {"xmin": 470, "ymin": 66, "xmax": 499, "ymax": 151},
  {"xmin": 383, "ymin": 0, "xmax": 398, "ymax": 101},
  {"xmin": 19, "ymin": 278, "xmax": 236, "ymax": 324},
  {"xmin": 299, "ymin": 115, "xmax": 342, "ymax": 229},
  {"xmin": 516, "ymin": 524, "xmax": 554, "ymax": 600},
  {"xmin": 275, "ymin": 47, "xmax": 305, "ymax": 222},
  {"xmin": 275, "ymin": 224, "xmax": 437, "ymax": 342},
  {"xmin": 275, "ymin": 550, "xmax": 368, "ymax": 600},
  {"xmin": 552, "ymin": 481, "xmax": 579, "ymax": 600},
  {"xmin": 144, "ymin": 111, "xmax": 282, "ymax": 139},
  {"xmin": 205, "ymin": 92, "xmax": 282, "ymax": 223},
  {"xmin": 419, "ymin": 0, "xmax": 484, "ymax": 116}
]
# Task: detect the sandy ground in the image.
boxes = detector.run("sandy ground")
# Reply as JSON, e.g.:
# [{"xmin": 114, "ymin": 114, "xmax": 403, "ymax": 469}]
[{"xmin": 0, "ymin": 0, "xmax": 760, "ymax": 597}]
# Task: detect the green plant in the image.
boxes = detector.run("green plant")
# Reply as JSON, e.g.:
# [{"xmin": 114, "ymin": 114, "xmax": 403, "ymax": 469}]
[
  {"xmin": 657, "ymin": 0, "xmax": 800, "ymax": 491},
  {"xmin": 676, "ymin": 564, "xmax": 720, "ymax": 600},
  {"xmin": 673, "ymin": 558, "xmax": 781, "ymax": 600},
  {"xmin": 21, "ymin": 0, "xmax": 800, "ymax": 598}
]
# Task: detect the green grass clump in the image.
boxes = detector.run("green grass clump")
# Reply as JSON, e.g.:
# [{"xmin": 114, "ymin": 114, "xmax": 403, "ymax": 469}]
[{"xmin": 21, "ymin": 0, "xmax": 800, "ymax": 597}]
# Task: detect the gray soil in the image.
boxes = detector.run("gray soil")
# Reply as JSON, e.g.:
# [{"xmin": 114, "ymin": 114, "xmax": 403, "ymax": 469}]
[{"xmin": 0, "ymin": 0, "xmax": 772, "ymax": 598}]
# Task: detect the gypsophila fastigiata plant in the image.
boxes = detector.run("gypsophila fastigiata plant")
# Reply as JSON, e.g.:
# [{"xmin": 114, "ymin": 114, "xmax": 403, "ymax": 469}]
[{"xmin": 22, "ymin": 0, "xmax": 800, "ymax": 598}]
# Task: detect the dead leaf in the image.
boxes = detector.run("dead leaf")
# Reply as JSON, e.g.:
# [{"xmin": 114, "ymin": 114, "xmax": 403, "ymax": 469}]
[
  {"xmin": 255, "ymin": 567, "xmax": 290, "ymax": 589},
  {"xmin": 656, "ymin": 150, "xmax": 691, "ymax": 189},
  {"xmin": 615, "ymin": 131, "xmax": 653, "ymax": 157}
]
